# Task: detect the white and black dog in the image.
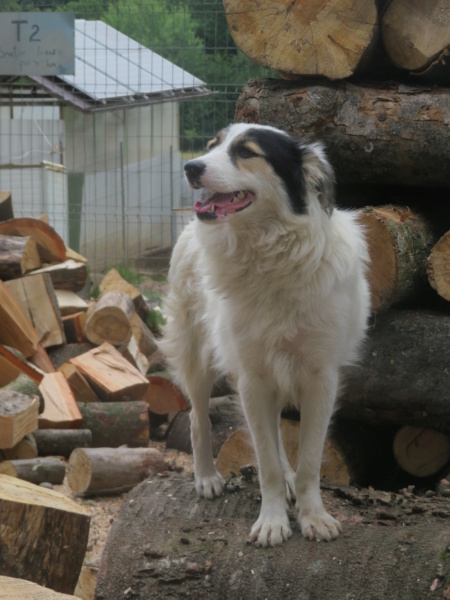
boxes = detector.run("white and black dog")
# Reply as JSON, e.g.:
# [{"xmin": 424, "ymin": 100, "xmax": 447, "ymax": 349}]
[{"xmin": 160, "ymin": 123, "xmax": 370, "ymax": 547}]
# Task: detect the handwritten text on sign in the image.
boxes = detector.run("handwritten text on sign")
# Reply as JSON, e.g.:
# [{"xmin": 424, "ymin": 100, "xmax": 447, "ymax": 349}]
[{"xmin": 0, "ymin": 13, "xmax": 74, "ymax": 75}]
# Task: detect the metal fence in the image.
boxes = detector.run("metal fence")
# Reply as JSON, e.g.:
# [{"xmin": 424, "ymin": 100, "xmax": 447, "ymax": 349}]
[{"xmin": 0, "ymin": 1, "xmax": 273, "ymax": 275}]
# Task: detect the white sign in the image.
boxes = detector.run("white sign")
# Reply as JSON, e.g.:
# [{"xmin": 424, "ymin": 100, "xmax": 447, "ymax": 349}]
[{"xmin": 0, "ymin": 12, "xmax": 75, "ymax": 75}]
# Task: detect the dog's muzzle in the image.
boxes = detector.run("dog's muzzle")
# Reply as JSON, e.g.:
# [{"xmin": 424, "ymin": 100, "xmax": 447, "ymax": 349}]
[{"xmin": 184, "ymin": 160, "xmax": 206, "ymax": 189}]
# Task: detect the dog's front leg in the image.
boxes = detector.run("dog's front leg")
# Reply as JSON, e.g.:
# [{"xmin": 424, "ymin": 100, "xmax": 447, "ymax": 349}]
[
  {"xmin": 296, "ymin": 368, "xmax": 343, "ymax": 541},
  {"xmin": 188, "ymin": 371, "xmax": 225, "ymax": 499},
  {"xmin": 239, "ymin": 375, "xmax": 292, "ymax": 547}
]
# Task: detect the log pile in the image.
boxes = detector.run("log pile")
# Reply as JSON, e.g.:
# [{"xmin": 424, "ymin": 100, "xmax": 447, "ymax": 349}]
[
  {"xmin": 224, "ymin": 0, "xmax": 450, "ymax": 489},
  {"xmin": 0, "ymin": 192, "xmax": 177, "ymax": 594}
]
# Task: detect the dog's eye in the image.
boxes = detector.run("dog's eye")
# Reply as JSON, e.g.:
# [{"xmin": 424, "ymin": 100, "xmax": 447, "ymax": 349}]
[{"xmin": 236, "ymin": 145, "xmax": 259, "ymax": 159}]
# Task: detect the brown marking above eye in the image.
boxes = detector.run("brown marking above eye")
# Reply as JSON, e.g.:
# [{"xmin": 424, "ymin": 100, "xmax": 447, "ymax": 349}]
[
  {"xmin": 206, "ymin": 137, "xmax": 218, "ymax": 151},
  {"xmin": 233, "ymin": 139, "xmax": 265, "ymax": 160}
]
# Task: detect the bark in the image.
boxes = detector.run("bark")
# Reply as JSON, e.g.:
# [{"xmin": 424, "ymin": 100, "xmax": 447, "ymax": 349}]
[
  {"xmin": 0, "ymin": 457, "xmax": 66, "ymax": 484},
  {"xmin": 234, "ymin": 79, "xmax": 450, "ymax": 187},
  {"xmin": 0, "ymin": 191, "xmax": 14, "ymax": 221},
  {"xmin": 95, "ymin": 474, "xmax": 450, "ymax": 600},
  {"xmin": 359, "ymin": 206, "xmax": 435, "ymax": 311},
  {"xmin": 0, "ymin": 234, "xmax": 40, "ymax": 279},
  {"xmin": 393, "ymin": 426, "xmax": 450, "ymax": 478},
  {"xmin": 62, "ymin": 311, "xmax": 88, "ymax": 343},
  {"xmin": 0, "ymin": 392, "xmax": 39, "ymax": 449},
  {"xmin": 67, "ymin": 447, "xmax": 166, "ymax": 496},
  {"xmin": 224, "ymin": 0, "xmax": 380, "ymax": 80},
  {"xmin": 78, "ymin": 400, "xmax": 149, "ymax": 448},
  {"xmin": 382, "ymin": 0, "xmax": 450, "ymax": 80},
  {"xmin": 32, "ymin": 259, "xmax": 88, "ymax": 292},
  {"xmin": 340, "ymin": 309, "xmax": 450, "ymax": 434},
  {"xmin": 0, "ymin": 474, "xmax": 90, "ymax": 594},
  {"xmin": 0, "ymin": 217, "xmax": 66, "ymax": 263},
  {"xmin": 427, "ymin": 230, "xmax": 450, "ymax": 302},
  {"xmin": 84, "ymin": 291, "xmax": 135, "ymax": 346},
  {"xmin": 33, "ymin": 428, "xmax": 92, "ymax": 458},
  {"xmin": 47, "ymin": 342, "xmax": 93, "ymax": 370}
]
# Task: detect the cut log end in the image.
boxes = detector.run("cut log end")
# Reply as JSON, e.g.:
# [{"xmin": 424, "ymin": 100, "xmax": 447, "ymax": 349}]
[{"xmin": 393, "ymin": 426, "xmax": 450, "ymax": 477}]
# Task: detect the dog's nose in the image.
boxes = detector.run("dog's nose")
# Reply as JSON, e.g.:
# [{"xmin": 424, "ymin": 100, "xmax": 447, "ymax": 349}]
[{"xmin": 184, "ymin": 160, "xmax": 206, "ymax": 184}]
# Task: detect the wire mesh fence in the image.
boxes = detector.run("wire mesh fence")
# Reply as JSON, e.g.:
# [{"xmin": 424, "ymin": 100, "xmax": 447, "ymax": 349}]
[{"xmin": 0, "ymin": 1, "xmax": 274, "ymax": 282}]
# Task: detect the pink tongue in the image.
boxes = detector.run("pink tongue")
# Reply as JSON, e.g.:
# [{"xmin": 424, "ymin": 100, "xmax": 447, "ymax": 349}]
[{"xmin": 194, "ymin": 192, "xmax": 234, "ymax": 214}]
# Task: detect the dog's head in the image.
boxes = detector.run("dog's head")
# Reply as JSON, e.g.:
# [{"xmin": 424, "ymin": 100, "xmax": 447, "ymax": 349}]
[{"xmin": 184, "ymin": 123, "xmax": 335, "ymax": 224}]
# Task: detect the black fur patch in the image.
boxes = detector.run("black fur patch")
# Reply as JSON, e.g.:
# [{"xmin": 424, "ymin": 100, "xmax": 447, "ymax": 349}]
[{"xmin": 229, "ymin": 128, "xmax": 307, "ymax": 216}]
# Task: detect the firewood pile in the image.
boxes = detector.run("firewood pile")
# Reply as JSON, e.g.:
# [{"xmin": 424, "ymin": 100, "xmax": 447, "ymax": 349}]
[{"xmin": 217, "ymin": 0, "xmax": 450, "ymax": 489}]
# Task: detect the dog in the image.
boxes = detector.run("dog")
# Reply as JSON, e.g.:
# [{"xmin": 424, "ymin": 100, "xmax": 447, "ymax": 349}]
[{"xmin": 160, "ymin": 123, "xmax": 370, "ymax": 547}]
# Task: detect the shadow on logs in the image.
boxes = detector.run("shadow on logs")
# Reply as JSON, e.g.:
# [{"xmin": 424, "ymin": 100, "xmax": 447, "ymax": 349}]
[{"xmin": 95, "ymin": 474, "xmax": 450, "ymax": 600}]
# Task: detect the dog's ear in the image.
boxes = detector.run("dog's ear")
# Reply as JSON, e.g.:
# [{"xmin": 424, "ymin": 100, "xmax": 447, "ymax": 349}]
[{"xmin": 300, "ymin": 141, "xmax": 335, "ymax": 217}]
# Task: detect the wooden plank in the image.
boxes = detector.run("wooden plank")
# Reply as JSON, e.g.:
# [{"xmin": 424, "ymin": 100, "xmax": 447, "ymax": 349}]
[{"xmin": 0, "ymin": 281, "xmax": 39, "ymax": 358}]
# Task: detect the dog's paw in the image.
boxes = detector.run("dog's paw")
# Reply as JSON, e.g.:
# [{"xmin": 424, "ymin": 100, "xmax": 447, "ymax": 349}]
[
  {"xmin": 195, "ymin": 472, "xmax": 225, "ymax": 499},
  {"xmin": 298, "ymin": 508, "xmax": 342, "ymax": 541},
  {"xmin": 248, "ymin": 510, "xmax": 292, "ymax": 547}
]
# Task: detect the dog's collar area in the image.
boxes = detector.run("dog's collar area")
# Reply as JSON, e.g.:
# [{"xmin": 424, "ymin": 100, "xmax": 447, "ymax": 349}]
[{"xmin": 194, "ymin": 190, "xmax": 254, "ymax": 220}]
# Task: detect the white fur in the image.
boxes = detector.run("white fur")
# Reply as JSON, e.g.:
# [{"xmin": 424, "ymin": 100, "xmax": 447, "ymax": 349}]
[{"xmin": 160, "ymin": 123, "xmax": 370, "ymax": 547}]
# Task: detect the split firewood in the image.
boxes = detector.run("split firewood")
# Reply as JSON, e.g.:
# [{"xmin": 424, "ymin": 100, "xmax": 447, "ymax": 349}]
[
  {"xmin": 78, "ymin": 401, "xmax": 149, "ymax": 448},
  {"xmin": 31, "ymin": 259, "xmax": 88, "ymax": 292},
  {"xmin": 0, "ymin": 434, "xmax": 38, "ymax": 461},
  {"xmin": 235, "ymin": 79, "xmax": 450, "ymax": 187},
  {"xmin": 427, "ymin": 230, "xmax": 450, "ymax": 302},
  {"xmin": 130, "ymin": 312, "xmax": 158, "ymax": 357},
  {"xmin": 382, "ymin": 0, "xmax": 450, "ymax": 79},
  {"xmin": 143, "ymin": 375, "xmax": 188, "ymax": 416},
  {"xmin": 341, "ymin": 310, "xmax": 450, "ymax": 434},
  {"xmin": 224, "ymin": 0, "xmax": 380, "ymax": 80},
  {"xmin": 0, "ymin": 346, "xmax": 44, "ymax": 386},
  {"xmin": 84, "ymin": 290, "xmax": 135, "ymax": 346},
  {"xmin": 1, "ymin": 372, "xmax": 44, "ymax": 409},
  {"xmin": 359, "ymin": 206, "xmax": 435, "ymax": 312},
  {"xmin": 47, "ymin": 342, "xmax": 93, "ymax": 370},
  {"xmin": 65, "ymin": 245, "xmax": 88, "ymax": 264},
  {"xmin": 0, "ymin": 457, "xmax": 66, "ymax": 484},
  {"xmin": 62, "ymin": 311, "xmax": 87, "ymax": 343},
  {"xmin": 0, "ymin": 234, "xmax": 40, "ymax": 279},
  {"xmin": 99, "ymin": 267, "xmax": 149, "ymax": 320},
  {"xmin": 0, "ymin": 392, "xmax": 39, "ymax": 449},
  {"xmin": 28, "ymin": 342, "xmax": 56, "ymax": 374},
  {"xmin": 67, "ymin": 447, "xmax": 166, "ymax": 496},
  {"xmin": 70, "ymin": 342, "xmax": 149, "ymax": 402},
  {"xmin": 0, "ymin": 217, "xmax": 66, "ymax": 263},
  {"xmin": 120, "ymin": 335, "xmax": 149, "ymax": 375},
  {"xmin": 58, "ymin": 362, "xmax": 99, "ymax": 403},
  {"xmin": 393, "ymin": 426, "xmax": 450, "ymax": 478},
  {"xmin": 0, "ymin": 576, "xmax": 76, "ymax": 599},
  {"xmin": 38, "ymin": 372, "xmax": 83, "ymax": 429},
  {"xmin": 33, "ymin": 428, "xmax": 92, "ymax": 458},
  {"xmin": 0, "ymin": 474, "xmax": 90, "ymax": 594},
  {"xmin": 0, "ymin": 191, "xmax": 14, "ymax": 221},
  {"xmin": 0, "ymin": 281, "xmax": 40, "ymax": 357},
  {"xmin": 54, "ymin": 289, "xmax": 88, "ymax": 316},
  {"xmin": 5, "ymin": 273, "xmax": 66, "ymax": 348}
]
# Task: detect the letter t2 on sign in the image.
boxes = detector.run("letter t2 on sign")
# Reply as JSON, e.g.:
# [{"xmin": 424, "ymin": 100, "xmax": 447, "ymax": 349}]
[{"xmin": 0, "ymin": 12, "xmax": 74, "ymax": 75}]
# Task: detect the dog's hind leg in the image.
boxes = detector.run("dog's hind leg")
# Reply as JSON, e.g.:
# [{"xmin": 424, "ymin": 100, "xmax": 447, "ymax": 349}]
[
  {"xmin": 186, "ymin": 369, "xmax": 225, "ymax": 500},
  {"xmin": 295, "ymin": 368, "xmax": 343, "ymax": 541},
  {"xmin": 239, "ymin": 375, "xmax": 292, "ymax": 547}
]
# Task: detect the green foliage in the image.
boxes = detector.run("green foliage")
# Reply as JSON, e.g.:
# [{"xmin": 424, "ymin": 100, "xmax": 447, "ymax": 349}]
[
  {"xmin": 146, "ymin": 307, "xmax": 166, "ymax": 336},
  {"xmin": 105, "ymin": 264, "xmax": 143, "ymax": 285}
]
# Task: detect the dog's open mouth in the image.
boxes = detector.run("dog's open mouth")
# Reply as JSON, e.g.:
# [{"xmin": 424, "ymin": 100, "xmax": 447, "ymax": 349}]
[{"xmin": 194, "ymin": 190, "xmax": 254, "ymax": 220}]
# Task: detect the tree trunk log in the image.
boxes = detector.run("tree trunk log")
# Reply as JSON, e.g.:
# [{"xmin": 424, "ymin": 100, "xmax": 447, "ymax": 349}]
[
  {"xmin": 33, "ymin": 428, "xmax": 92, "ymax": 458},
  {"xmin": 0, "ymin": 392, "xmax": 39, "ymax": 449},
  {"xmin": 0, "ymin": 218, "xmax": 66, "ymax": 264},
  {"xmin": 99, "ymin": 267, "xmax": 149, "ymax": 321},
  {"xmin": 32, "ymin": 259, "xmax": 88, "ymax": 292},
  {"xmin": 0, "ymin": 457, "xmax": 66, "ymax": 484},
  {"xmin": 224, "ymin": 0, "xmax": 380, "ymax": 80},
  {"xmin": 235, "ymin": 79, "xmax": 450, "ymax": 187},
  {"xmin": 0, "ymin": 576, "xmax": 76, "ymax": 599},
  {"xmin": 78, "ymin": 401, "xmax": 149, "ymax": 448},
  {"xmin": 0, "ymin": 474, "xmax": 90, "ymax": 594},
  {"xmin": 1, "ymin": 373, "xmax": 44, "ymax": 410},
  {"xmin": 382, "ymin": 0, "xmax": 450, "ymax": 79},
  {"xmin": 0, "ymin": 434, "xmax": 38, "ymax": 461},
  {"xmin": 393, "ymin": 426, "xmax": 450, "ymax": 478},
  {"xmin": 359, "ymin": 206, "xmax": 435, "ymax": 312},
  {"xmin": 84, "ymin": 291, "xmax": 135, "ymax": 346},
  {"xmin": 340, "ymin": 310, "xmax": 450, "ymax": 433},
  {"xmin": 95, "ymin": 474, "xmax": 450, "ymax": 600},
  {"xmin": 0, "ymin": 234, "xmax": 40, "ymax": 279},
  {"xmin": 67, "ymin": 447, "xmax": 166, "ymax": 496},
  {"xmin": 427, "ymin": 230, "xmax": 450, "ymax": 302}
]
